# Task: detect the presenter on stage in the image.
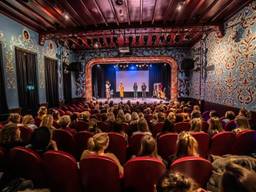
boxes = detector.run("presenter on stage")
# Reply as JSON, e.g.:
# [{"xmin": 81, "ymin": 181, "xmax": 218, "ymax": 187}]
[
  {"xmin": 119, "ymin": 82, "xmax": 124, "ymax": 101},
  {"xmin": 133, "ymin": 82, "xmax": 138, "ymax": 98},
  {"xmin": 141, "ymin": 82, "xmax": 147, "ymax": 100},
  {"xmin": 105, "ymin": 81, "xmax": 111, "ymax": 100}
]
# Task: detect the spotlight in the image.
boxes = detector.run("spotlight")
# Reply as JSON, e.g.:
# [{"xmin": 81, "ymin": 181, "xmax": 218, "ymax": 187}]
[
  {"xmin": 97, "ymin": 64, "xmax": 100, "ymax": 68},
  {"xmin": 64, "ymin": 13, "xmax": 69, "ymax": 20},
  {"xmin": 150, "ymin": 64, "xmax": 152, "ymax": 67}
]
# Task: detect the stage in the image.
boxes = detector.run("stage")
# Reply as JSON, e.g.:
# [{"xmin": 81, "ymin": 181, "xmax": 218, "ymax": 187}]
[{"xmin": 96, "ymin": 97, "xmax": 168, "ymax": 104}]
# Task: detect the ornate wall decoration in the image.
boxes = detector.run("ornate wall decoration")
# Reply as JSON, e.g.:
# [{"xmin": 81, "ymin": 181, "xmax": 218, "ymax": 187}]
[{"xmin": 190, "ymin": 1, "xmax": 256, "ymax": 111}]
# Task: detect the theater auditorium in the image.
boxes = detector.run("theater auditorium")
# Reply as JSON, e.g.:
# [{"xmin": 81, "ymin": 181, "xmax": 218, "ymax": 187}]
[{"xmin": 0, "ymin": 0, "xmax": 255, "ymax": 191}]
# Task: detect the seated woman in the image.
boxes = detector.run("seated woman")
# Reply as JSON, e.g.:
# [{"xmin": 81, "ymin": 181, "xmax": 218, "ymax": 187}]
[
  {"xmin": 233, "ymin": 115, "xmax": 251, "ymax": 133},
  {"xmin": 40, "ymin": 114, "xmax": 56, "ymax": 133},
  {"xmin": 157, "ymin": 119, "xmax": 175, "ymax": 138},
  {"xmin": 190, "ymin": 118, "xmax": 202, "ymax": 132},
  {"xmin": 58, "ymin": 115, "xmax": 76, "ymax": 135},
  {"xmin": 222, "ymin": 111, "xmax": 236, "ymax": 124},
  {"xmin": 0, "ymin": 123, "xmax": 23, "ymax": 149},
  {"xmin": 132, "ymin": 118, "xmax": 152, "ymax": 136},
  {"xmin": 7, "ymin": 113, "xmax": 22, "ymax": 125},
  {"xmin": 27, "ymin": 126, "xmax": 58, "ymax": 154},
  {"xmin": 137, "ymin": 134, "xmax": 163, "ymax": 163},
  {"xmin": 112, "ymin": 121, "xmax": 128, "ymax": 141},
  {"xmin": 80, "ymin": 133, "xmax": 123, "ymax": 175},
  {"xmin": 156, "ymin": 172, "xmax": 206, "ymax": 192},
  {"xmin": 221, "ymin": 163, "xmax": 256, "ymax": 192},
  {"xmin": 35, "ymin": 106, "xmax": 48, "ymax": 126},
  {"xmin": 22, "ymin": 115, "xmax": 37, "ymax": 130},
  {"xmin": 207, "ymin": 117, "xmax": 223, "ymax": 137}
]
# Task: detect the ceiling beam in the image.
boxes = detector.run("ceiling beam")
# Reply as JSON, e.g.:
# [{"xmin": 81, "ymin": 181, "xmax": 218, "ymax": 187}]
[
  {"xmin": 93, "ymin": 0, "xmax": 108, "ymax": 26},
  {"xmin": 200, "ymin": 0, "xmax": 220, "ymax": 22},
  {"xmin": 151, "ymin": 0, "xmax": 158, "ymax": 24},
  {"xmin": 140, "ymin": 0, "xmax": 143, "ymax": 25},
  {"xmin": 163, "ymin": 0, "xmax": 174, "ymax": 24},
  {"xmin": 187, "ymin": 0, "xmax": 206, "ymax": 24},
  {"xmin": 210, "ymin": 0, "xmax": 234, "ymax": 22},
  {"xmin": 108, "ymin": 0, "xmax": 120, "ymax": 26},
  {"xmin": 80, "ymin": 0, "xmax": 98, "ymax": 27},
  {"xmin": 124, "ymin": 0, "xmax": 131, "ymax": 25}
]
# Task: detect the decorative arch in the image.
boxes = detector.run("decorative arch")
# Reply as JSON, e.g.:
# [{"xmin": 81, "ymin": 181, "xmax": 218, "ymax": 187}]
[{"xmin": 85, "ymin": 56, "xmax": 178, "ymax": 101}]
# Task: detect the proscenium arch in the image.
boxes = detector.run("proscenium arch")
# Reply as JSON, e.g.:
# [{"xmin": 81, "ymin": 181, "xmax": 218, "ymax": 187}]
[{"xmin": 85, "ymin": 56, "xmax": 178, "ymax": 101}]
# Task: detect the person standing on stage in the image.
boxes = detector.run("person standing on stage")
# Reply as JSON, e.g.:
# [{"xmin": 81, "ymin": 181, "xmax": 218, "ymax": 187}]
[
  {"xmin": 133, "ymin": 82, "xmax": 138, "ymax": 98},
  {"xmin": 105, "ymin": 81, "xmax": 111, "ymax": 100},
  {"xmin": 141, "ymin": 82, "xmax": 147, "ymax": 99},
  {"xmin": 119, "ymin": 82, "xmax": 124, "ymax": 101}
]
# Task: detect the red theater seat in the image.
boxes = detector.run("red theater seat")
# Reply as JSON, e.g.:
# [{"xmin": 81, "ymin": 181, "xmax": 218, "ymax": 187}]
[
  {"xmin": 174, "ymin": 122, "xmax": 190, "ymax": 133},
  {"xmin": 170, "ymin": 156, "xmax": 212, "ymax": 187},
  {"xmin": 75, "ymin": 121, "xmax": 89, "ymax": 132},
  {"xmin": 53, "ymin": 129, "xmax": 77, "ymax": 156},
  {"xmin": 233, "ymin": 130, "xmax": 256, "ymax": 155},
  {"xmin": 74, "ymin": 131, "xmax": 93, "ymax": 158},
  {"xmin": 224, "ymin": 120, "xmax": 237, "ymax": 131},
  {"xmin": 209, "ymin": 131, "xmax": 236, "ymax": 156},
  {"xmin": 129, "ymin": 133, "xmax": 146, "ymax": 156},
  {"xmin": 190, "ymin": 132, "xmax": 209, "ymax": 158},
  {"xmin": 151, "ymin": 122, "xmax": 164, "ymax": 136},
  {"xmin": 80, "ymin": 156, "xmax": 121, "ymax": 192},
  {"xmin": 43, "ymin": 150, "xmax": 81, "ymax": 192},
  {"xmin": 9, "ymin": 147, "xmax": 45, "ymax": 186},
  {"xmin": 124, "ymin": 157, "xmax": 166, "ymax": 192},
  {"xmin": 157, "ymin": 133, "xmax": 178, "ymax": 161},
  {"xmin": 107, "ymin": 132, "xmax": 127, "ymax": 164}
]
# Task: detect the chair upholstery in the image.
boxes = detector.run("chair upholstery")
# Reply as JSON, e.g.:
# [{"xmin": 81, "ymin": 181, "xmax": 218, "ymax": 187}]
[
  {"xmin": 53, "ymin": 129, "xmax": 77, "ymax": 156},
  {"xmin": 124, "ymin": 157, "xmax": 166, "ymax": 192},
  {"xmin": 107, "ymin": 132, "xmax": 127, "ymax": 164},
  {"xmin": 174, "ymin": 122, "xmax": 191, "ymax": 133},
  {"xmin": 191, "ymin": 132, "xmax": 209, "ymax": 158},
  {"xmin": 75, "ymin": 121, "xmax": 89, "ymax": 132},
  {"xmin": 170, "ymin": 156, "xmax": 212, "ymax": 187},
  {"xmin": 74, "ymin": 131, "xmax": 93, "ymax": 158},
  {"xmin": 224, "ymin": 120, "xmax": 237, "ymax": 131},
  {"xmin": 43, "ymin": 150, "xmax": 81, "ymax": 192},
  {"xmin": 233, "ymin": 130, "xmax": 256, "ymax": 155},
  {"xmin": 157, "ymin": 133, "xmax": 178, "ymax": 161},
  {"xmin": 9, "ymin": 147, "xmax": 45, "ymax": 186},
  {"xmin": 80, "ymin": 155, "xmax": 121, "ymax": 192},
  {"xmin": 98, "ymin": 121, "xmax": 112, "ymax": 132},
  {"xmin": 129, "ymin": 133, "xmax": 146, "ymax": 156},
  {"xmin": 19, "ymin": 126, "xmax": 33, "ymax": 145},
  {"xmin": 209, "ymin": 131, "xmax": 236, "ymax": 156},
  {"xmin": 151, "ymin": 122, "xmax": 164, "ymax": 136}
]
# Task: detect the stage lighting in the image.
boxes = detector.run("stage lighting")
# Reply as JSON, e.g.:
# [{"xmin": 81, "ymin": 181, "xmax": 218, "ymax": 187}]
[
  {"xmin": 97, "ymin": 64, "xmax": 100, "ymax": 68},
  {"xmin": 150, "ymin": 64, "xmax": 152, "ymax": 67}
]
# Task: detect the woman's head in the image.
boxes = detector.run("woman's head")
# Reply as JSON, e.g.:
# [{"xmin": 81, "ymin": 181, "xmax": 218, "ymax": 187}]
[
  {"xmin": 107, "ymin": 112, "xmax": 115, "ymax": 122},
  {"xmin": 138, "ymin": 134, "xmax": 158, "ymax": 157},
  {"xmin": 176, "ymin": 132, "xmax": 198, "ymax": 158},
  {"xmin": 162, "ymin": 119, "xmax": 174, "ymax": 132},
  {"xmin": 167, "ymin": 112, "xmax": 176, "ymax": 123},
  {"xmin": 87, "ymin": 133, "xmax": 109, "ymax": 152},
  {"xmin": 22, "ymin": 115, "xmax": 34, "ymax": 125},
  {"xmin": 235, "ymin": 116, "xmax": 250, "ymax": 129},
  {"xmin": 59, "ymin": 115, "xmax": 71, "ymax": 128},
  {"xmin": 191, "ymin": 110, "xmax": 201, "ymax": 119},
  {"xmin": 37, "ymin": 106, "xmax": 47, "ymax": 118},
  {"xmin": 31, "ymin": 127, "xmax": 51, "ymax": 151},
  {"xmin": 131, "ymin": 112, "xmax": 139, "ymax": 121},
  {"xmin": 191, "ymin": 118, "xmax": 202, "ymax": 132},
  {"xmin": 40, "ymin": 115, "xmax": 53, "ymax": 129},
  {"xmin": 221, "ymin": 163, "xmax": 256, "ymax": 192},
  {"xmin": 80, "ymin": 111, "xmax": 90, "ymax": 121},
  {"xmin": 225, "ymin": 111, "xmax": 236, "ymax": 120},
  {"xmin": 124, "ymin": 113, "xmax": 131, "ymax": 123},
  {"xmin": 8, "ymin": 113, "xmax": 21, "ymax": 124},
  {"xmin": 157, "ymin": 172, "xmax": 199, "ymax": 192},
  {"xmin": 158, "ymin": 112, "xmax": 166, "ymax": 122},
  {"xmin": 137, "ymin": 119, "xmax": 149, "ymax": 132},
  {"xmin": 208, "ymin": 117, "xmax": 223, "ymax": 131},
  {"xmin": 0, "ymin": 123, "xmax": 21, "ymax": 145}
]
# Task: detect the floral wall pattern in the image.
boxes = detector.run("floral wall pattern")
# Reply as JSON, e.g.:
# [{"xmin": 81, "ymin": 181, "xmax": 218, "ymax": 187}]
[
  {"xmin": 72, "ymin": 47, "xmax": 190, "ymax": 98},
  {"xmin": 0, "ymin": 13, "xmax": 67, "ymax": 108},
  {"xmin": 190, "ymin": 2, "xmax": 256, "ymax": 111}
]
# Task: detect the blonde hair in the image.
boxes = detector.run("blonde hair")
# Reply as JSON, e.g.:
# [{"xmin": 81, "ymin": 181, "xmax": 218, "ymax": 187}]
[
  {"xmin": 59, "ymin": 115, "xmax": 71, "ymax": 128},
  {"xmin": 87, "ymin": 133, "xmax": 109, "ymax": 152},
  {"xmin": 191, "ymin": 118, "xmax": 202, "ymax": 132},
  {"xmin": 80, "ymin": 111, "xmax": 90, "ymax": 121},
  {"xmin": 131, "ymin": 112, "xmax": 139, "ymax": 121},
  {"xmin": 137, "ymin": 119, "xmax": 149, "ymax": 132},
  {"xmin": 22, "ymin": 115, "xmax": 34, "ymax": 125},
  {"xmin": 176, "ymin": 132, "xmax": 198, "ymax": 158},
  {"xmin": 167, "ymin": 112, "xmax": 176, "ymax": 123},
  {"xmin": 37, "ymin": 106, "xmax": 47, "ymax": 119},
  {"xmin": 138, "ymin": 134, "xmax": 158, "ymax": 157},
  {"xmin": 107, "ymin": 112, "xmax": 115, "ymax": 122},
  {"xmin": 125, "ymin": 113, "xmax": 131, "ymax": 122},
  {"xmin": 8, "ymin": 113, "xmax": 21, "ymax": 124},
  {"xmin": 40, "ymin": 114, "xmax": 53, "ymax": 129},
  {"xmin": 235, "ymin": 115, "xmax": 250, "ymax": 129}
]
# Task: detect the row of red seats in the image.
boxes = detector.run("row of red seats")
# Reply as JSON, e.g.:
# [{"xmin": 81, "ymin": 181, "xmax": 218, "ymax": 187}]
[{"xmin": 5, "ymin": 146, "xmax": 212, "ymax": 192}]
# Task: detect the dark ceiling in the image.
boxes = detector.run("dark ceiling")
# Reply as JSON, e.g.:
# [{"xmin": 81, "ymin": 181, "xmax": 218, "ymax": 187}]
[{"xmin": 0, "ymin": 0, "xmax": 252, "ymax": 49}]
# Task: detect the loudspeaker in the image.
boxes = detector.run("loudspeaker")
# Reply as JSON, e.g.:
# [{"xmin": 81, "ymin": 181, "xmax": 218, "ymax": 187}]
[
  {"xmin": 67, "ymin": 62, "xmax": 82, "ymax": 72},
  {"xmin": 181, "ymin": 58, "xmax": 194, "ymax": 71}
]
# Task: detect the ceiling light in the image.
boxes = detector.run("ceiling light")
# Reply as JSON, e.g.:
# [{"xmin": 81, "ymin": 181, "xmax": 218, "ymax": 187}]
[
  {"xmin": 64, "ymin": 13, "xmax": 69, "ymax": 20},
  {"xmin": 177, "ymin": 4, "xmax": 182, "ymax": 11}
]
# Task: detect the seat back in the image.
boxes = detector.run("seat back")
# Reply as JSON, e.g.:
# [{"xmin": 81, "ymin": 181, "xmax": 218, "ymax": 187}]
[
  {"xmin": 74, "ymin": 131, "xmax": 93, "ymax": 158},
  {"xmin": 174, "ymin": 122, "xmax": 190, "ymax": 133},
  {"xmin": 224, "ymin": 120, "xmax": 237, "ymax": 131},
  {"xmin": 170, "ymin": 156, "xmax": 212, "ymax": 187},
  {"xmin": 202, "ymin": 121, "xmax": 209, "ymax": 132},
  {"xmin": 233, "ymin": 130, "xmax": 256, "ymax": 155},
  {"xmin": 157, "ymin": 133, "xmax": 178, "ymax": 161},
  {"xmin": 43, "ymin": 150, "xmax": 81, "ymax": 192},
  {"xmin": 53, "ymin": 130, "xmax": 76, "ymax": 156},
  {"xmin": 80, "ymin": 156, "xmax": 121, "ymax": 192},
  {"xmin": 75, "ymin": 121, "xmax": 89, "ymax": 132},
  {"xmin": 107, "ymin": 132, "xmax": 127, "ymax": 164},
  {"xmin": 209, "ymin": 131, "xmax": 236, "ymax": 156},
  {"xmin": 191, "ymin": 132, "xmax": 209, "ymax": 158},
  {"xmin": 151, "ymin": 123, "xmax": 164, "ymax": 136},
  {"xmin": 19, "ymin": 126, "xmax": 33, "ymax": 145},
  {"xmin": 124, "ymin": 157, "xmax": 166, "ymax": 192},
  {"xmin": 129, "ymin": 133, "xmax": 146, "ymax": 156},
  {"xmin": 9, "ymin": 147, "xmax": 44, "ymax": 186}
]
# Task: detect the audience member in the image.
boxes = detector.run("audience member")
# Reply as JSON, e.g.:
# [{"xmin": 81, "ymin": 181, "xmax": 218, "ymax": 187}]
[
  {"xmin": 0, "ymin": 123, "xmax": 22, "ymax": 149},
  {"xmin": 22, "ymin": 115, "xmax": 37, "ymax": 130}
]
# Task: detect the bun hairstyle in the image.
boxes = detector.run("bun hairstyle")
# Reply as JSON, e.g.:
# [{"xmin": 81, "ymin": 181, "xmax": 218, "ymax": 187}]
[
  {"xmin": 157, "ymin": 172, "xmax": 198, "ymax": 192},
  {"xmin": 87, "ymin": 133, "xmax": 109, "ymax": 152}
]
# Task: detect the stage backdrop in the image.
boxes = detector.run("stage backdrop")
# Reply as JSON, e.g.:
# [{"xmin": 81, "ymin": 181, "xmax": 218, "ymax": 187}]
[{"xmin": 92, "ymin": 63, "xmax": 170, "ymax": 98}]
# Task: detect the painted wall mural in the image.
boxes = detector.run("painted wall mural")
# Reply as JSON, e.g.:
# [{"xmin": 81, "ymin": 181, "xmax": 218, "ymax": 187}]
[
  {"xmin": 0, "ymin": 13, "xmax": 67, "ymax": 108},
  {"xmin": 72, "ymin": 47, "xmax": 190, "ymax": 98},
  {"xmin": 190, "ymin": 1, "xmax": 256, "ymax": 111}
]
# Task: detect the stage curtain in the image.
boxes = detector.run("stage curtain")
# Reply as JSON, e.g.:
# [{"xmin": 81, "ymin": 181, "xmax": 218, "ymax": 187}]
[
  {"xmin": 63, "ymin": 70, "xmax": 72, "ymax": 104},
  {"xmin": 15, "ymin": 48, "xmax": 39, "ymax": 114},
  {"xmin": 0, "ymin": 43, "xmax": 8, "ymax": 114},
  {"xmin": 45, "ymin": 57, "xmax": 59, "ymax": 108}
]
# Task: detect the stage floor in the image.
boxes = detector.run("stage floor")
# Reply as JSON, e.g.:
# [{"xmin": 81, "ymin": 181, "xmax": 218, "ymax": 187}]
[{"xmin": 96, "ymin": 97, "xmax": 168, "ymax": 104}]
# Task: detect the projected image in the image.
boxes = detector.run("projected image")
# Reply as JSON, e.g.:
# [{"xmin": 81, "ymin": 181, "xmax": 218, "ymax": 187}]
[{"xmin": 116, "ymin": 70, "xmax": 149, "ymax": 92}]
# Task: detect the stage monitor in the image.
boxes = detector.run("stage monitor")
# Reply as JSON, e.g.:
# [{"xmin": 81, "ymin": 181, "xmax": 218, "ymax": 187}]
[{"xmin": 116, "ymin": 70, "xmax": 149, "ymax": 92}]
